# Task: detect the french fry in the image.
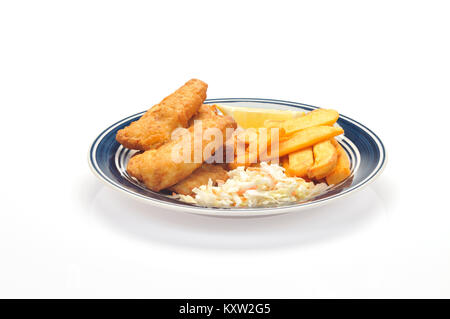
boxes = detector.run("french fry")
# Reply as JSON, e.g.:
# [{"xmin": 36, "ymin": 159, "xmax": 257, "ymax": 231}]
[
  {"xmin": 307, "ymin": 139, "xmax": 338, "ymax": 179},
  {"xmin": 279, "ymin": 135, "xmax": 291, "ymax": 143},
  {"xmin": 287, "ymin": 147, "xmax": 313, "ymax": 178},
  {"xmin": 281, "ymin": 155, "xmax": 290, "ymax": 170},
  {"xmin": 277, "ymin": 126, "xmax": 344, "ymax": 157},
  {"xmin": 258, "ymin": 127, "xmax": 284, "ymax": 146},
  {"xmin": 280, "ymin": 156, "xmax": 293, "ymax": 176},
  {"xmin": 245, "ymin": 127, "xmax": 285, "ymax": 163},
  {"xmin": 237, "ymin": 129, "xmax": 258, "ymax": 145},
  {"xmin": 326, "ymin": 139, "xmax": 351, "ymax": 185},
  {"xmin": 282, "ymin": 109, "xmax": 339, "ymax": 135},
  {"xmin": 264, "ymin": 119, "xmax": 285, "ymax": 129}
]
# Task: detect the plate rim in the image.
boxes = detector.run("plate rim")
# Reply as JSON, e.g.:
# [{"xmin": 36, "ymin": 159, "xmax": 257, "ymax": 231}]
[{"xmin": 88, "ymin": 98, "xmax": 387, "ymax": 216}]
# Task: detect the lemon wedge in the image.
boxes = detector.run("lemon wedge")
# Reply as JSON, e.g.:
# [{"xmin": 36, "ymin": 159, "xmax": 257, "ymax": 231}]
[{"xmin": 215, "ymin": 104, "xmax": 304, "ymax": 129}]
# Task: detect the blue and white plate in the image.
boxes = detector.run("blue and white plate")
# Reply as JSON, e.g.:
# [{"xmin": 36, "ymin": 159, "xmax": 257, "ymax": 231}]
[{"xmin": 88, "ymin": 98, "xmax": 386, "ymax": 217}]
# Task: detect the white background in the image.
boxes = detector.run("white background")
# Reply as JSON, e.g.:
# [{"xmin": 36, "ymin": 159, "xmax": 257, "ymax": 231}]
[{"xmin": 1, "ymin": 1, "xmax": 449, "ymax": 298}]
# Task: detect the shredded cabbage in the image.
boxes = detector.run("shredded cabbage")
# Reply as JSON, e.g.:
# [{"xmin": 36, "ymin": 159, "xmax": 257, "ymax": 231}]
[{"xmin": 176, "ymin": 162, "xmax": 328, "ymax": 208}]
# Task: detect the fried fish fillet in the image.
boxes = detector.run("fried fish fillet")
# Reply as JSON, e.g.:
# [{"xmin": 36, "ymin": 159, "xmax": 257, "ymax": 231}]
[
  {"xmin": 116, "ymin": 79, "xmax": 208, "ymax": 150},
  {"xmin": 127, "ymin": 113, "xmax": 236, "ymax": 191},
  {"xmin": 188, "ymin": 104, "xmax": 219, "ymax": 124},
  {"xmin": 169, "ymin": 163, "xmax": 229, "ymax": 195}
]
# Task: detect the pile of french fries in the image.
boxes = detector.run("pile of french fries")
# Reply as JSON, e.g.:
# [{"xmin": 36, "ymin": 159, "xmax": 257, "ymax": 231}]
[{"xmin": 228, "ymin": 109, "xmax": 351, "ymax": 185}]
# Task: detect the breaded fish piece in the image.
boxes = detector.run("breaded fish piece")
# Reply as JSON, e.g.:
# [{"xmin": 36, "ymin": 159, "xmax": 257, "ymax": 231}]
[
  {"xmin": 116, "ymin": 79, "xmax": 208, "ymax": 150},
  {"xmin": 127, "ymin": 113, "xmax": 236, "ymax": 191},
  {"xmin": 188, "ymin": 104, "xmax": 218, "ymax": 124},
  {"xmin": 169, "ymin": 163, "xmax": 229, "ymax": 195}
]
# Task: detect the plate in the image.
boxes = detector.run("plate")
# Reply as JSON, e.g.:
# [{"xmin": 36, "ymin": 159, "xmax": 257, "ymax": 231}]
[{"xmin": 88, "ymin": 98, "xmax": 386, "ymax": 217}]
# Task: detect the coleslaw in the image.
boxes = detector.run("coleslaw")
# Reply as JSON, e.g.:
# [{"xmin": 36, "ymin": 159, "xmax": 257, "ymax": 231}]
[{"xmin": 177, "ymin": 162, "xmax": 328, "ymax": 208}]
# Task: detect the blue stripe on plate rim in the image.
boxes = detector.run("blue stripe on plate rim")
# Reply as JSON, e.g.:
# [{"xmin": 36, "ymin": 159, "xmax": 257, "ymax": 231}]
[{"xmin": 88, "ymin": 98, "xmax": 386, "ymax": 215}]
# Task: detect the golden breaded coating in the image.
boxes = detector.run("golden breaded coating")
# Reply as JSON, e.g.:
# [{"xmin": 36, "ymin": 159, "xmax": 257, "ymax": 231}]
[
  {"xmin": 188, "ymin": 104, "xmax": 218, "ymax": 125},
  {"xmin": 169, "ymin": 163, "xmax": 229, "ymax": 195},
  {"xmin": 127, "ymin": 114, "xmax": 237, "ymax": 191},
  {"xmin": 116, "ymin": 79, "xmax": 208, "ymax": 150}
]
